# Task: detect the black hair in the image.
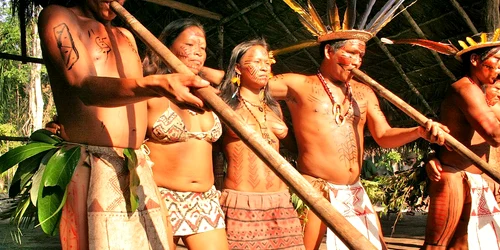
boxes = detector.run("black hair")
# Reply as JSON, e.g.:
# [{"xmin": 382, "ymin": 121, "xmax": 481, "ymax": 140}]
[
  {"xmin": 460, "ymin": 46, "xmax": 500, "ymax": 73},
  {"xmin": 218, "ymin": 38, "xmax": 281, "ymax": 117},
  {"xmin": 319, "ymin": 40, "xmax": 348, "ymax": 60},
  {"xmin": 142, "ymin": 18, "xmax": 205, "ymax": 76}
]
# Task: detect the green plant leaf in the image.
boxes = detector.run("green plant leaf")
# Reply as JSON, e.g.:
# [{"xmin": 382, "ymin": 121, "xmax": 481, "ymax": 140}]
[
  {"xmin": 29, "ymin": 129, "xmax": 62, "ymax": 144},
  {"xmin": 42, "ymin": 145, "xmax": 81, "ymax": 189},
  {"xmin": 0, "ymin": 142, "xmax": 57, "ymax": 173},
  {"xmin": 30, "ymin": 149, "xmax": 58, "ymax": 206},
  {"xmin": 8, "ymin": 152, "xmax": 46, "ymax": 198},
  {"xmin": 124, "ymin": 148, "xmax": 140, "ymax": 212},
  {"xmin": 37, "ymin": 186, "xmax": 66, "ymax": 236}
]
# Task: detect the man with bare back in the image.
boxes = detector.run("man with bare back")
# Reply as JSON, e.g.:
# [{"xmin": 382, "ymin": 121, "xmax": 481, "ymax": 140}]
[
  {"xmin": 268, "ymin": 38, "xmax": 446, "ymax": 250},
  {"xmin": 424, "ymin": 44, "xmax": 500, "ymax": 249},
  {"xmin": 37, "ymin": 0, "xmax": 208, "ymax": 249}
]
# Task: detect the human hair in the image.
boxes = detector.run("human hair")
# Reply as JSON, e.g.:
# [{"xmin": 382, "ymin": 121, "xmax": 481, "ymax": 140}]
[
  {"xmin": 142, "ymin": 18, "xmax": 205, "ymax": 76},
  {"xmin": 218, "ymin": 38, "xmax": 281, "ymax": 117},
  {"xmin": 319, "ymin": 40, "xmax": 349, "ymax": 60},
  {"xmin": 461, "ymin": 46, "xmax": 500, "ymax": 73}
]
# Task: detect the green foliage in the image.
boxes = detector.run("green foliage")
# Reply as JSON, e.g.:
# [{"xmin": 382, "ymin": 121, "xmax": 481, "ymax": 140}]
[
  {"xmin": 0, "ymin": 129, "xmax": 81, "ymax": 237},
  {"xmin": 374, "ymin": 150, "xmax": 402, "ymax": 174},
  {"xmin": 124, "ymin": 148, "xmax": 140, "ymax": 212}
]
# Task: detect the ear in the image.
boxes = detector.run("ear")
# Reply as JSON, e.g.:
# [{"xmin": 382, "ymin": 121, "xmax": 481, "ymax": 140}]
[
  {"xmin": 470, "ymin": 54, "xmax": 480, "ymax": 67},
  {"xmin": 235, "ymin": 63, "xmax": 242, "ymax": 75},
  {"xmin": 324, "ymin": 44, "xmax": 334, "ymax": 60}
]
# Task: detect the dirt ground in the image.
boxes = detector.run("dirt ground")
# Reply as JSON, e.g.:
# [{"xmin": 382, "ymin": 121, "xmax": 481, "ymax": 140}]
[{"xmin": 0, "ymin": 208, "xmax": 426, "ymax": 250}]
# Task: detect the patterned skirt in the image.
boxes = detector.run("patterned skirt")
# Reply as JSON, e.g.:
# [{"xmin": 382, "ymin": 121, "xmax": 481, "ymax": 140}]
[
  {"xmin": 60, "ymin": 145, "xmax": 170, "ymax": 250},
  {"xmin": 159, "ymin": 185, "xmax": 225, "ymax": 236},
  {"xmin": 220, "ymin": 189, "xmax": 305, "ymax": 250},
  {"xmin": 465, "ymin": 172, "xmax": 500, "ymax": 250},
  {"xmin": 324, "ymin": 181, "xmax": 382, "ymax": 250}
]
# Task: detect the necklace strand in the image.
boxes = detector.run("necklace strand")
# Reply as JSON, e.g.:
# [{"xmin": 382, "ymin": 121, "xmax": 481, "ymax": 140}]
[
  {"xmin": 317, "ymin": 70, "xmax": 353, "ymax": 125},
  {"xmin": 240, "ymin": 97, "xmax": 265, "ymax": 112},
  {"xmin": 240, "ymin": 97, "xmax": 273, "ymax": 144}
]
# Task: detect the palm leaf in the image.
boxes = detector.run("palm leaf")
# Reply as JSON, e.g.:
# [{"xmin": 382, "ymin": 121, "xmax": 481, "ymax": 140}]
[
  {"xmin": 0, "ymin": 142, "xmax": 56, "ymax": 173},
  {"xmin": 124, "ymin": 148, "xmax": 140, "ymax": 212},
  {"xmin": 31, "ymin": 148, "xmax": 57, "ymax": 206},
  {"xmin": 42, "ymin": 145, "xmax": 81, "ymax": 189},
  {"xmin": 8, "ymin": 152, "xmax": 45, "ymax": 198},
  {"xmin": 29, "ymin": 129, "xmax": 62, "ymax": 144},
  {"xmin": 37, "ymin": 186, "xmax": 66, "ymax": 236}
]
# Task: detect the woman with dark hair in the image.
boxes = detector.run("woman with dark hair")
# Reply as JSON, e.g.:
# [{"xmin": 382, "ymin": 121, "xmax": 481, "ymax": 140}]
[
  {"xmin": 142, "ymin": 18, "xmax": 228, "ymax": 250},
  {"xmin": 218, "ymin": 38, "xmax": 305, "ymax": 249}
]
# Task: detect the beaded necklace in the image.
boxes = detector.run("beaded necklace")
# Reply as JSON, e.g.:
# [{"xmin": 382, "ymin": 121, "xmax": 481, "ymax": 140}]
[
  {"xmin": 241, "ymin": 98, "xmax": 265, "ymax": 112},
  {"xmin": 316, "ymin": 70, "xmax": 353, "ymax": 126},
  {"xmin": 240, "ymin": 96, "xmax": 273, "ymax": 144}
]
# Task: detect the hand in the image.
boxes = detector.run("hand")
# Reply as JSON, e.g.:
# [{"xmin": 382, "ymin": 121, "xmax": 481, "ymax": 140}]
[
  {"xmin": 44, "ymin": 116, "xmax": 61, "ymax": 135},
  {"xmin": 426, "ymin": 157, "xmax": 442, "ymax": 182},
  {"xmin": 142, "ymin": 73, "xmax": 210, "ymax": 108},
  {"xmin": 418, "ymin": 119, "xmax": 450, "ymax": 146}
]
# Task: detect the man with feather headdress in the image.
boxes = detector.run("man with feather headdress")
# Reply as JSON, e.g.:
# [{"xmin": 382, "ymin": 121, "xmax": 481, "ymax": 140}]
[
  {"xmin": 268, "ymin": 0, "xmax": 448, "ymax": 249},
  {"xmin": 421, "ymin": 41, "xmax": 500, "ymax": 249},
  {"xmin": 385, "ymin": 28, "xmax": 500, "ymax": 248}
]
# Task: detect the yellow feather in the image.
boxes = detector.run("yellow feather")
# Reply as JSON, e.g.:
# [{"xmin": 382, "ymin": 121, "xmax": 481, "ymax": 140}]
[
  {"xmin": 493, "ymin": 28, "xmax": 500, "ymax": 42},
  {"xmin": 299, "ymin": 18, "xmax": 320, "ymax": 36},
  {"xmin": 333, "ymin": 4, "xmax": 341, "ymax": 31},
  {"xmin": 466, "ymin": 37, "xmax": 477, "ymax": 46},
  {"xmin": 481, "ymin": 33, "xmax": 487, "ymax": 44},
  {"xmin": 282, "ymin": 0, "xmax": 320, "ymax": 36},
  {"xmin": 307, "ymin": 0, "xmax": 327, "ymax": 34},
  {"xmin": 458, "ymin": 40, "xmax": 469, "ymax": 50}
]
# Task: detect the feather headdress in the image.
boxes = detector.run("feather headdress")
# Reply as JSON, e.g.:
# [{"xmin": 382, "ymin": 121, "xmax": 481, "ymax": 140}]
[
  {"xmin": 282, "ymin": 0, "xmax": 407, "ymax": 43},
  {"xmin": 381, "ymin": 28, "xmax": 500, "ymax": 61}
]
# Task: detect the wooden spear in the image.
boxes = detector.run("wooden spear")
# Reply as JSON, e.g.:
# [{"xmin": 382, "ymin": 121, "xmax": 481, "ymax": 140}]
[
  {"xmin": 110, "ymin": 2, "xmax": 377, "ymax": 250},
  {"xmin": 352, "ymin": 68, "xmax": 500, "ymax": 183}
]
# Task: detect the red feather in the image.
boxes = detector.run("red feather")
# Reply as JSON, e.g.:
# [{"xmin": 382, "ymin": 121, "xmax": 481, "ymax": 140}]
[{"xmin": 381, "ymin": 38, "xmax": 458, "ymax": 55}]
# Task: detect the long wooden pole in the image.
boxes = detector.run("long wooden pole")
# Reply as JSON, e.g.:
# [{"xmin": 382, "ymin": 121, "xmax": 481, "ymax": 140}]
[
  {"xmin": 352, "ymin": 68, "xmax": 500, "ymax": 183},
  {"xmin": 110, "ymin": 2, "xmax": 377, "ymax": 250}
]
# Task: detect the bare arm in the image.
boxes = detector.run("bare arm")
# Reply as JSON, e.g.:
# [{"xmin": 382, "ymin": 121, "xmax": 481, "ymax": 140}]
[
  {"xmin": 199, "ymin": 66, "xmax": 225, "ymax": 85},
  {"xmin": 38, "ymin": 6, "xmax": 207, "ymax": 108},
  {"xmin": 365, "ymin": 86, "xmax": 446, "ymax": 148},
  {"xmin": 456, "ymin": 83, "xmax": 500, "ymax": 146},
  {"xmin": 268, "ymin": 73, "xmax": 306, "ymax": 101}
]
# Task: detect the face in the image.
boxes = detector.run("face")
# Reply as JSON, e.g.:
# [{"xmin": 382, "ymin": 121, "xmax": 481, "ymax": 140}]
[
  {"xmin": 170, "ymin": 26, "xmax": 207, "ymax": 74},
  {"xmin": 486, "ymin": 79, "xmax": 500, "ymax": 103},
  {"xmin": 86, "ymin": 0, "xmax": 125, "ymax": 22},
  {"xmin": 236, "ymin": 45, "xmax": 271, "ymax": 89},
  {"xmin": 326, "ymin": 39, "xmax": 366, "ymax": 82},
  {"xmin": 472, "ymin": 49, "xmax": 500, "ymax": 85}
]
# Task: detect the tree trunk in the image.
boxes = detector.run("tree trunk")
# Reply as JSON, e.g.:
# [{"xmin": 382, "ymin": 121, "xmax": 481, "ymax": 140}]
[{"xmin": 28, "ymin": 16, "xmax": 43, "ymax": 132}]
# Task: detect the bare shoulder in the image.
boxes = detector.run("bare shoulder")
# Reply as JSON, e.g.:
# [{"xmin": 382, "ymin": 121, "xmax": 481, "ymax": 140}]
[
  {"xmin": 271, "ymin": 73, "xmax": 309, "ymax": 88},
  {"xmin": 451, "ymin": 78, "xmax": 483, "ymax": 99},
  {"xmin": 350, "ymin": 80, "xmax": 375, "ymax": 101},
  {"xmin": 39, "ymin": 5, "xmax": 75, "ymax": 25},
  {"xmin": 116, "ymin": 27, "xmax": 134, "ymax": 39}
]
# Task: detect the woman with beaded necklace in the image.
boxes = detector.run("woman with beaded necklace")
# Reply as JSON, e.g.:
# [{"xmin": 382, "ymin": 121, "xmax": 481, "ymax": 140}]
[
  {"xmin": 217, "ymin": 38, "xmax": 305, "ymax": 249},
  {"xmin": 142, "ymin": 18, "xmax": 228, "ymax": 250}
]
